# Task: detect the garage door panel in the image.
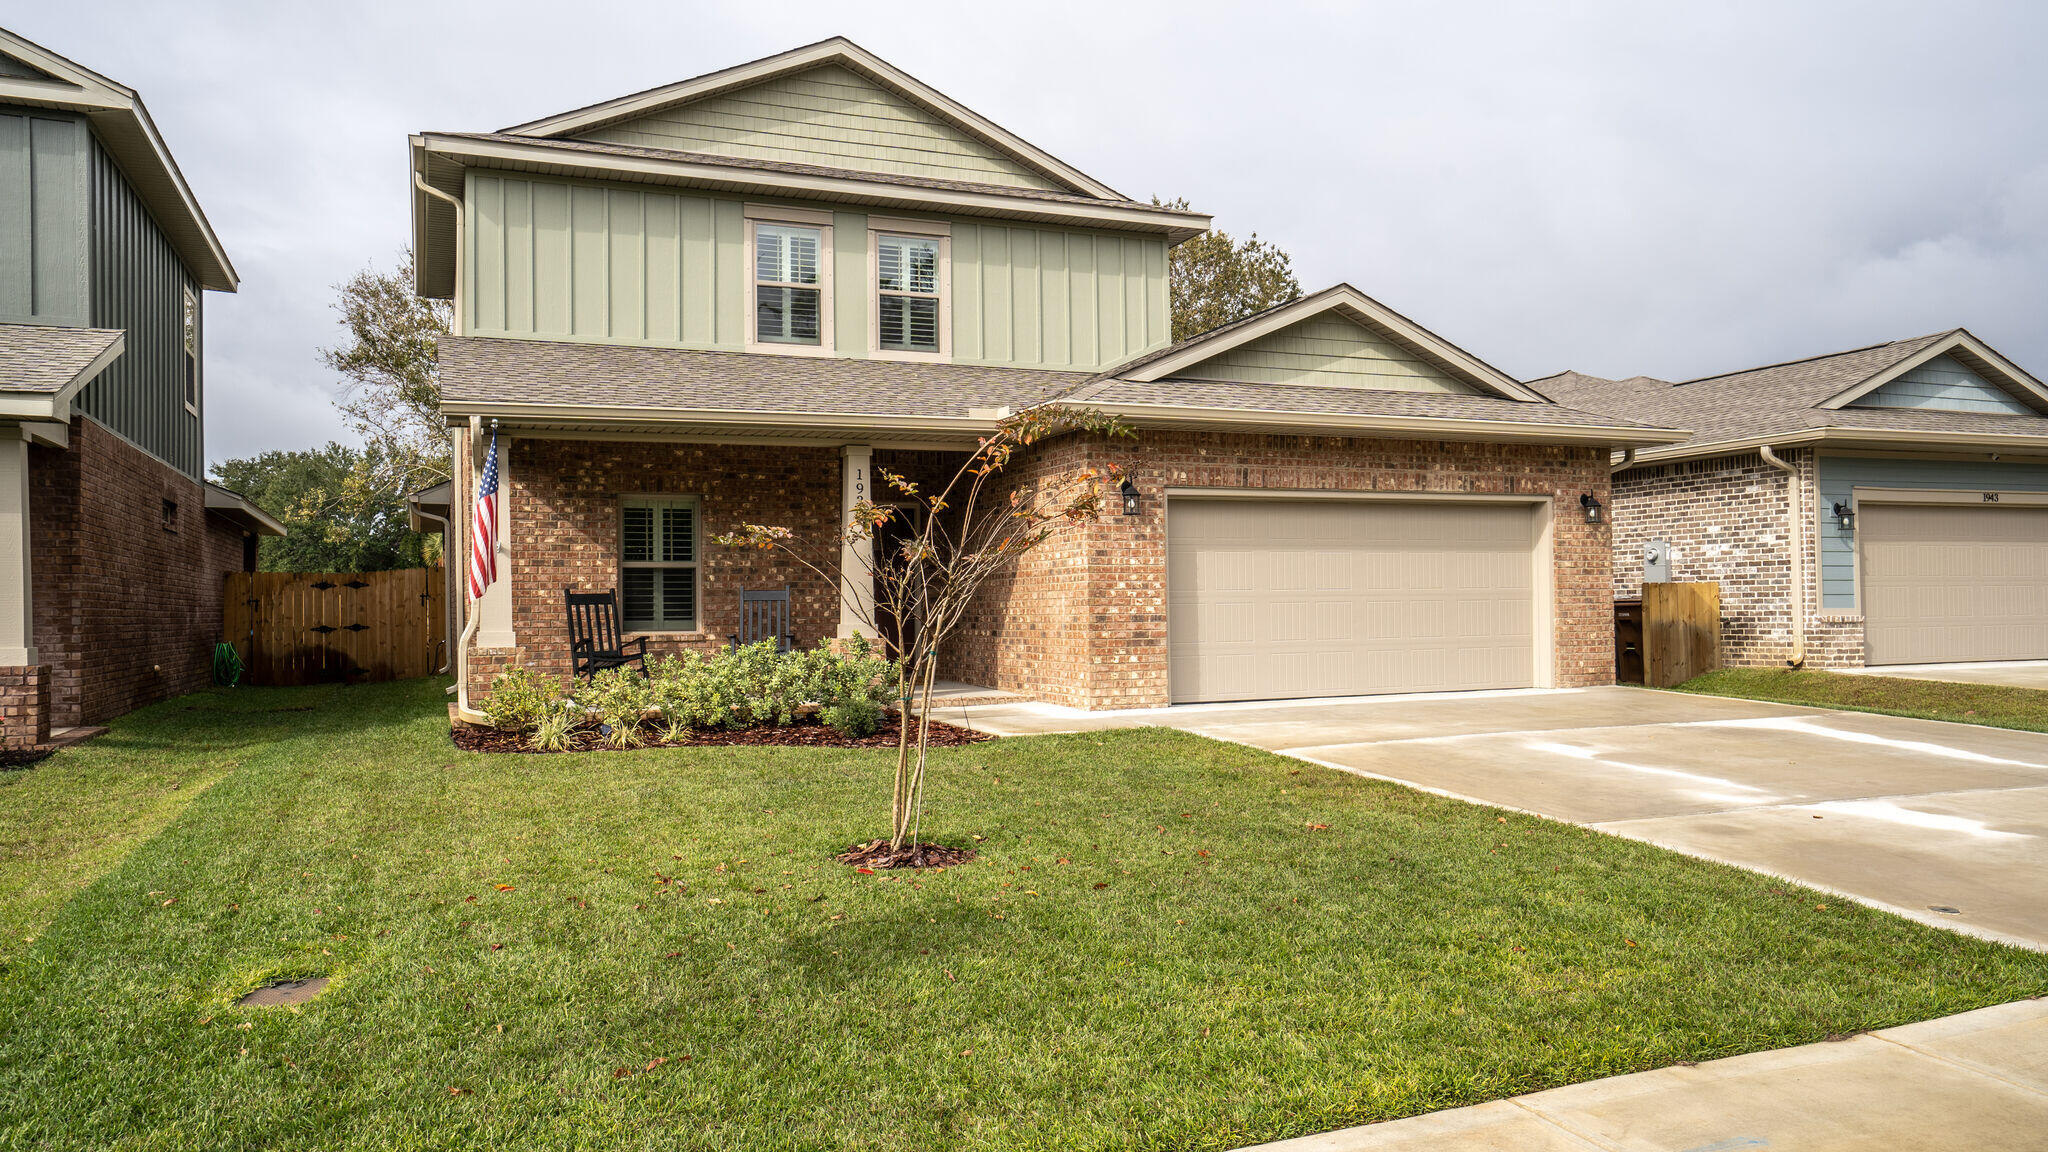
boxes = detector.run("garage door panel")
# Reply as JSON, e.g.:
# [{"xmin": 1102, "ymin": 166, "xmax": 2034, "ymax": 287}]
[
  {"xmin": 1168, "ymin": 499, "xmax": 1538, "ymax": 703},
  {"xmin": 1862, "ymin": 503, "xmax": 2048, "ymax": 664}
]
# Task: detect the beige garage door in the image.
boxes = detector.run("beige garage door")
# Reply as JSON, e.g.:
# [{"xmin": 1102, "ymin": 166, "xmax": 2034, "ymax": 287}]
[
  {"xmin": 1167, "ymin": 498, "xmax": 1539, "ymax": 704},
  {"xmin": 1862, "ymin": 502, "xmax": 2048, "ymax": 665}
]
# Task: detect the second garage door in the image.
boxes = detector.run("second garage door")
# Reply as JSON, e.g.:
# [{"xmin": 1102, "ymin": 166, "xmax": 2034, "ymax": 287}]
[
  {"xmin": 1861, "ymin": 502, "xmax": 2048, "ymax": 664},
  {"xmin": 1167, "ymin": 498, "xmax": 1540, "ymax": 704}
]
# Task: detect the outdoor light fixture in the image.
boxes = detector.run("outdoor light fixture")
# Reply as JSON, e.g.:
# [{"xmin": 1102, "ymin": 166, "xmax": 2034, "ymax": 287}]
[
  {"xmin": 1580, "ymin": 493, "xmax": 1604, "ymax": 524},
  {"xmin": 1834, "ymin": 501, "xmax": 1855, "ymax": 530},
  {"xmin": 1119, "ymin": 478, "xmax": 1142, "ymax": 516}
]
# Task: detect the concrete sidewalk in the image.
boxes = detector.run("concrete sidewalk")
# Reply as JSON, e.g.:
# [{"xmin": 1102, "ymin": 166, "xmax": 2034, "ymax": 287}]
[{"xmin": 1242, "ymin": 998, "xmax": 2048, "ymax": 1151}]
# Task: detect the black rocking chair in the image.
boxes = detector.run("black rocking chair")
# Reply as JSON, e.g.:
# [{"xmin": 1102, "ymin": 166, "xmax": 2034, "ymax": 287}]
[
  {"xmin": 564, "ymin": 587, "xmax": 648, "ymax": 680},
  {"xmin": 729, "ymin": 585, "xmax": 798, "ymax": 654}
]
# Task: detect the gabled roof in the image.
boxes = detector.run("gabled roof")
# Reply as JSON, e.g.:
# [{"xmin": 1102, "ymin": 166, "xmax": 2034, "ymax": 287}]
[
  {"xmin": 0, "ymin": 323, "xmax": 125, "ymax": 418},
  {"xmin": 1078, "ymin": 284, "xmax": 1550, "ymax": 402},
  {"xmin": 1538, "ymin": 329, "xmax": 2048, "ymax": 463},
  {"xmin": 500, "ymin": 37, "xmax": 1124, "ymax": 201},
  {"xmin": 0, "ymin": 27, "xmax": 236, "ymax": 291}
]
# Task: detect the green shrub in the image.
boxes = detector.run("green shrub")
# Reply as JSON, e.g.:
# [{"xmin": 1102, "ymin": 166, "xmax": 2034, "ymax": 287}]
[
  {"xmin": 646, "ymin": 636, "xmax": 899, "ymax": 734},
  {"xmin": 820, "ymin": 697, "xmax": 884, "ymax": 738},
  {"xmin": 581, "ymin": 667, "xmax": 652, "ymax": 749},
  {"xmin": 532, "ymin": 707, "xmax": 577, "ymax": 752},
  {"xmin": 482, "ymin": 667, "xmax": 562, "ymax": 733}
]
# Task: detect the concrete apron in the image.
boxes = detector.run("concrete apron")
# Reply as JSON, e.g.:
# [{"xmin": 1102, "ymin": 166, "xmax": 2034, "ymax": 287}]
[
  {"xmin": 1238, "ymin": 997, "xmax": 2048, "ymax": 1152},
  {"xmin": 957, "ymin": 685, "xmax": 2048, "ymax": 952}
]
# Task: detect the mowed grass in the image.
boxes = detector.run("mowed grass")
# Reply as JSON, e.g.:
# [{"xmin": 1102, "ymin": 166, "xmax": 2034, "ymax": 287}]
[
  {"xmin": 3, "ymin": 681, "xmax": 2047, "ymax": 1151},
  {"xmin": 1675, "ymin": 666, "xmax": 2048, "ymax": 734}
]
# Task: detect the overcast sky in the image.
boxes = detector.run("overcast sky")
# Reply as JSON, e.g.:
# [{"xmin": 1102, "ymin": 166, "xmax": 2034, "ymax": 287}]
[{"xmin": 16, "ymin": 1, "xmax": 2048, "ymax": 468}]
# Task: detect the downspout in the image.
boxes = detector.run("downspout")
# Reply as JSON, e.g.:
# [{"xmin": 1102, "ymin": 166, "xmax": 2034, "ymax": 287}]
[
  {"xmin": 416, "ymin": 165, "xmax": 472, "ymax": 693},
  {"xmin": 413, "ymin": 169, "xmax": 465, "ymax": 333},
  {"xmin": 411, "ymin": 504, "xmax": 454, "ymax": 674},
  {"xmin": 1758, "ymin": 446, "xmax": 1807, "ymax": 668},
  {"xmin": 1610, "ymin": 447, "xmax": 1636, "ymax": 474},
  {"xmin": 453, "ymin": 416, "xmax": 484, "ymax": 715}
]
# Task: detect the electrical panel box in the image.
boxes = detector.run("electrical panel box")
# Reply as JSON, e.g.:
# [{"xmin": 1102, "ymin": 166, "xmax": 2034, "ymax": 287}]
[{"xmin": 1643, "ymin": 539, "xmax": 1674, "ymax": 584}]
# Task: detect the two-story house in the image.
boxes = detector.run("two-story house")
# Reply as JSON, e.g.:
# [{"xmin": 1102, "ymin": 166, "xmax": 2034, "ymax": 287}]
[
  {"xmin": 0, "ymin": 28, "xmax": 279, "ymax": 747},
  {"xmin": 414, "ymin": 38, "xmax": 1685, "ymax": 713}
]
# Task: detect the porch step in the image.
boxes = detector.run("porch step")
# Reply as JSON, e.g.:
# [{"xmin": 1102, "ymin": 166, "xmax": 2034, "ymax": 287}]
[{"xmin": 45, "ymin": 726, "xmax": 107, "ymax": 749}]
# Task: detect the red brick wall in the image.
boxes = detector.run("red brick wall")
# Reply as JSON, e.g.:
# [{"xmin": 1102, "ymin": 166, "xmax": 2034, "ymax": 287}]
[
  {"xmin": 0, "ymin": 666, "xmax": 49, "ymax": 749},
  {"xmin": 952, "ymin": 430, "xmax": 1615, "ymax": 709},
  {"xmin": 29, "ymin": 417, "xmax": 253, "ymax": 727},
  {"xmin": 468, "ymin": 438, "xmax": 844, "ymax": 695},
  {"xmin": 1610, "ymin": 448, "xmax": 1855, "ymax": 668}
]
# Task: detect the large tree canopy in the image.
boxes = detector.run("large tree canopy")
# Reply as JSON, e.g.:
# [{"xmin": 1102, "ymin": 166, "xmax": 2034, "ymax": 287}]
[
  {"xmin": 212, "ymin": 443, "xmax": 435, "ymax": 573},
  {"xmin": 1154, "ymin": 198, "xmax": 1303, "ymax": 343},
  {"xmin": 322, "ymin": 249, "xmax": 453, "ymax": 517}
]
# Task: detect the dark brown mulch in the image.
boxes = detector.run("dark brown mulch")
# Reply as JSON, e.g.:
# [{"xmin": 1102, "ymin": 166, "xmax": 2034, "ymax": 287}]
[
  {"xmin": 449, "ymin": 715, "xmax": 994, "ymax": 755},
  {"xmin": 0, "ymin": 748, "xmax": 52, "ymax": 770},
  {"xmin": 837, "ymin": 839, "xmax": 978, "ymax": 870}
]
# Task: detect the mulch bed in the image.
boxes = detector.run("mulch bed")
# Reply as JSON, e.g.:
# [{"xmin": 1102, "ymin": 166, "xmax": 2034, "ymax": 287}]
[
  {"xmin": 0, "ymin": 748, "xmax": 53, "ymax": 771},
  {"xmin": 450, "ymin": 715, "xmax": 995, "ymax": 755},
  {"xmin": 837, "ymin": 839, "xmax": 978, "ymax": 870}
]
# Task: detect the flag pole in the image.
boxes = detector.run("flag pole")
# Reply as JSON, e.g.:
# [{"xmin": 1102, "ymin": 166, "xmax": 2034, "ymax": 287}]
[{"xmin": 453, "ymin": 417, "xmax": 495, "ymax": 721}]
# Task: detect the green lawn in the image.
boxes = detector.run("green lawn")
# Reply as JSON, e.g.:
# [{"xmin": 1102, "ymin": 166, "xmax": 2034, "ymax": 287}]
[
  {"xmin": 1674, "ymin": 667, "xmax": 2048, "ymax": 733},
  {"xmin": 4, "ymin": 681, "xmax": 2047, "ymax": 1151}
]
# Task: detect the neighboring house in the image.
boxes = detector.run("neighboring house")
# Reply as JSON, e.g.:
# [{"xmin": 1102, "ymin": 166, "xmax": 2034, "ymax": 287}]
[
  {"xmin": 0, "ymin": 29, "xmax": 281, "ymax": 747},
  {"xmin": 1541, "ymin": 330, "xmax": 2048, "ymax": 670},
  {"xmin": 414, "ymin": 38, "xmax": 1682, "ymax": 713}
]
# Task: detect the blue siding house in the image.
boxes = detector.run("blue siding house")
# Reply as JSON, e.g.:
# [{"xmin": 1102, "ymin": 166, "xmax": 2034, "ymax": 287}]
[
  {"xmin": 1542, "ymin": 329, "xmax": 2048, "ymax": 670},
  {"xmin": 0, "ymin": 27, "xmax": 279, "ymax": 748}
]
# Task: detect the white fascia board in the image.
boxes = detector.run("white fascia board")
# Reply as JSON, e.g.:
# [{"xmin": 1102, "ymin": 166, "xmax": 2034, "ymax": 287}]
[
  {"xmin": 414, "ymin": 134, "xmax": 1207, "ymax": 239},
  {"xmin": 1120, "ymin": 285, "xmax": 1545, "ymax": 403},
  {"xmin": 0, "ymin": 330, "xmax": 126, "ymax": 421},
  {"xmin": 438, "ymin": 397, "xmax": 1001, "ymax": 436},
  {"xmin": 1819, "ymin": 331, "xmax": 2048, "ymax": 412},
  {"xmin": 1631, "ymin": 425, "xmax": 2048, "ymax": 465},
  {"xmin": 497, "ymin": 37, "xmax": 1124, "ymax": 201}
]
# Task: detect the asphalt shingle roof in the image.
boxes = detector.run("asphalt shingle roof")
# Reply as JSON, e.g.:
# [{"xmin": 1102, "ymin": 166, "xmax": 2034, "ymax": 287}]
[
  {"xmin": 438, "ymin": 336, "xmax": 1088, "ymax": 419},
  {"xmin": 0, "ymin": 324, "xmax": 124, "ymax": 394},
  {"xmin": 1085, "ymin": 378, "xmax": 1668, "ymax": 429},
  {"xmin": 1536, "ymin": 331, "xmax": 2048, "ymax": 452}
]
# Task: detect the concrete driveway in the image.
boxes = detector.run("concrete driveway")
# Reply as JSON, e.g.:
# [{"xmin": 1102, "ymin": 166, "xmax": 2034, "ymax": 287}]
[
  {"xmin": 960, "ymin": 686, "xmax": 2048, "ymax": 949},
  {"xmin": 1845, "ymin": 660, "xmax": 2048, "ymax": 690}
]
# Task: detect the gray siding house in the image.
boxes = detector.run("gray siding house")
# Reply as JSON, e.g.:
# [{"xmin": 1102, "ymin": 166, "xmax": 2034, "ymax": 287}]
[
  {"xmin": 1542, "ymin": 330, "xmax": 2048, "ymax": 670},
  {"xmin": 0, "ymin": 27, "xmax": 278, "ymax": 747}
]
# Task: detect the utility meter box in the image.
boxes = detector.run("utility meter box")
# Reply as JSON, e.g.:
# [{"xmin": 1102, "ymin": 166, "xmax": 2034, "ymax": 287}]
[{"xmin": 1643, "ymin": 539, "xmax": 1674, "ymax": 584}]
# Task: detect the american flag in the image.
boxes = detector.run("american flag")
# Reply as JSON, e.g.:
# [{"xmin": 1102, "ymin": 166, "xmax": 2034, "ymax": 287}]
[{"xmin": 468, "ymin": 431, "xmax": 499, "ymax": 601}]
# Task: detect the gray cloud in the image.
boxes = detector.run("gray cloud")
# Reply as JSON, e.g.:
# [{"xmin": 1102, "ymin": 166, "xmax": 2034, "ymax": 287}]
[{"xmin": 16, "ymin": 0, "xmax": 2045, "ymax": 466}]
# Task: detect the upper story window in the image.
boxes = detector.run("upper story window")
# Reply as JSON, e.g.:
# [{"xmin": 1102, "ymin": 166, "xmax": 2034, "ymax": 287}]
[
  {"xmin": 751, "ymin": 220, "xmax": 830, "ymax": 352},
  {"xmin": 868, "ymin": 218, "xmax": 949, "ymax": 360},
  {"xmin": 181, "ymin": 286, "xmax": 199, "ymax": 414}
]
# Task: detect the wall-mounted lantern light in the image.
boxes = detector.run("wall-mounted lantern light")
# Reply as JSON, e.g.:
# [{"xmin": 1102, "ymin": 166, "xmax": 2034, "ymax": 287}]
[
  {"xmin": 1833, "ymin": 501, "xmax": 1855, "ymax": 530},
  {"xmin": 1579, "ymin": 493, "xmax": 1604, "ymax": 525},
  {"xmin": 1119, "ymin": 478, "xmax": 1142, "ymax": 516}
]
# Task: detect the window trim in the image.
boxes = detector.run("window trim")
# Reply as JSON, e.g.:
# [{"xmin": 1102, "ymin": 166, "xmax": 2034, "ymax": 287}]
[
  {"xmin": 744, "ymin": 215, "xmax": 834, "ymax": 357},
  {"xmin": 618, "ymin": 494, "xmax": 703, "ymax": 635},
  {"xmin": 180, "ymin": 285, "xmax": 199, "ymax": 416},
  {"xmin": 867, "ymin": 218, "xmax": 950, "ymax": 362}
]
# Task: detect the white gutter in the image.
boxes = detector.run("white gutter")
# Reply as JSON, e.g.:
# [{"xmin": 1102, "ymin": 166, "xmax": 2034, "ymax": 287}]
[
  {"xmin": 1634, "ymin": 425, "xmax": 2048, "ymax": 465},
  {"xmin": 414, "ymin": 169, "xmax": 465, "ymax": 333},
  {"xmin": 1758, "ymin": 445, "xmax": 1807, "ymax": 668}
]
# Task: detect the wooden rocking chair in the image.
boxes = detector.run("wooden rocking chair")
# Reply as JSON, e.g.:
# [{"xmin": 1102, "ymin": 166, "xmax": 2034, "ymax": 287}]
[
  {"xmin": 728, "ymin": 585, "xmax": 797, "ymax": 654},
  {"xmin": 564, "ymin": 587, "xmax": 648, "ymax": 679}
]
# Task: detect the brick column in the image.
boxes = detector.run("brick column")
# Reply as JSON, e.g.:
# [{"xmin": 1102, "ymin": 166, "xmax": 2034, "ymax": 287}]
[{"xmin": 0, "ymin": 665, "xmax": 49, "ymax": 749}]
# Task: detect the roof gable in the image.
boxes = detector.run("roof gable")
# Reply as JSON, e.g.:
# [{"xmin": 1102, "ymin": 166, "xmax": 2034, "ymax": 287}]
[
  {"xmin": 1852, "ymin": 353, "xmax": 2035, "ymax": 415},
  {"xmin": 0, "ymin": 27, "xmax": 235, "ymax": 291},
  {"xmin": 0, "ymin": 49, "xmax": 55, "ymax": 82},
  {"xmin": 503, "ymin": 38, "xmax": 1122, "ymax": 200},
  {"xmin": 1107, "ymin": 284, "xmax": 1544, "ymax": 402},
  {"xmin": 574, "ymin": 63, "xmax": 1070, "ymax": 194},
  {"xmin": 1175, "ymin": 311, "xmax": 1482, "ymax": 395},
  {"xmin": 1818, "ymin": 330, "xmax": 2048, "ymax": 414}
]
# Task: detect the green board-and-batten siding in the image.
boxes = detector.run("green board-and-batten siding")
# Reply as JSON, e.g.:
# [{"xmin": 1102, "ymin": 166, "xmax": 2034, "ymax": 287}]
[
  {"xmin": 464, "ymin": 172, "xmax": 1170, "ymax": 372},
  {"xmin": 1852, "ymin": 354, "xmax": 2034, "ymax": 415},
  {"xmin": 82, "ymin": 139, "xmax": 202, "ymax": 479},
  {"xmin": 1816, "ymin": 455, "xmax": 2048, "ymax": 610},
  {"xmin": 0, "ymin": 105, "xmax": 90, "ymax": 326},
  {"xmin": 577, "ymin": 64, "xmax": 1067, "ymax": 194},
  {"xmin": 1172, "ymin": 313, "xmax": 1479, "ymax": 393}
]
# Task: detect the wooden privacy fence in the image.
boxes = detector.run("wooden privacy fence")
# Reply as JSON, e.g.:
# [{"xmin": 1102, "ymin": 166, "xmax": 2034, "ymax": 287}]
[
  {"xmin": 223, "ymin": 569, "xmax": 446, "ymax": 686},
  {"xmin": 1641, "ymin": 581, "xmax": 1721, "ymax": 688}
]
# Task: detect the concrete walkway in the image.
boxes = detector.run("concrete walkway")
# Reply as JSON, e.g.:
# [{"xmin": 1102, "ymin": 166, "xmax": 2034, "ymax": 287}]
[
  {"xmin": 1241, "ymin": 997, "xmax": 2048, "ymax": 1151},
  {"xmin": 1842, "ymin": 659, "xmax": 2048, "ymax": 690},
  {"xmin": 957, "ymin": 685, "xmax": 2048, "ymax": 949}
]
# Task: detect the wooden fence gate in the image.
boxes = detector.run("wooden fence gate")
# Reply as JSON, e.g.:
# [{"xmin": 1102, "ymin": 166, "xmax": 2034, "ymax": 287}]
[
  {"xmin": 223, "ymin": 569, "xmax": 446, "ymax": 686},
  {"xmin": 1641, "ymin": 581, "xmax": 1722, "ymax": 688}
]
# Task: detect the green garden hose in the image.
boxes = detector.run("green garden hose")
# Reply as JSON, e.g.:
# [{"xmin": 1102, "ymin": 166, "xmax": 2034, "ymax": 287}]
[{"xmin": 212, "ymin": 642, "xmax": 244, "ymax": 688}]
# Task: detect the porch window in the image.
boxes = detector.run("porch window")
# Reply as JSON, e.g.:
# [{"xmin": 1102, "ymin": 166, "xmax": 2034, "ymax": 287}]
[
  {"xmin": 876, "ymin": 234, "xmax": 941, "ymax": 353},
  {"xmin": 753, "ymin": 224, "xmax": 823, "ymax": 346},
  {"xmin": 620, "ymin": 496, "xmax": 699, "ymax": 632}
]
